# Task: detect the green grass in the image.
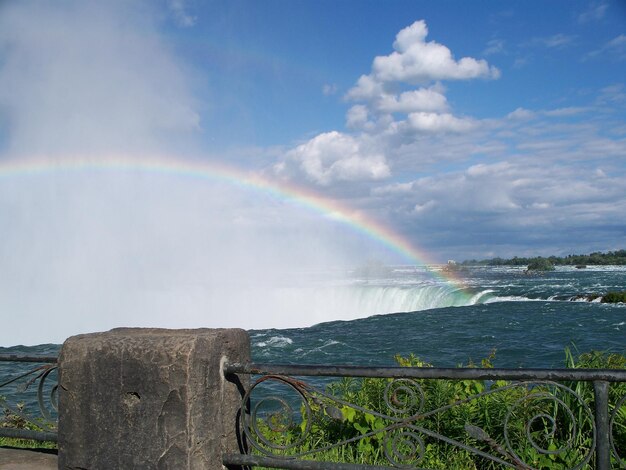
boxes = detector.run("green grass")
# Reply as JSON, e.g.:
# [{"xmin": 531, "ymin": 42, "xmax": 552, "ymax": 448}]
[
  {"xmin": 0, "ymin": 436, "xmax": 56, "ymax": 450},
  {"xmin": 0, "ymin": 404, "xmax": 57, "ymax": 450}
]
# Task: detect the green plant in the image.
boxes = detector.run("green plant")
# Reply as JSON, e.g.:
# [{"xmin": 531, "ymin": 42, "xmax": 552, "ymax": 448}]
[
  {"xmin": 601, "ymin": 291, "xmax": 626, "ymax": 303},
  {"xmin": 251, "ymin": 349, "xmax": 626, "ymax": 469},
  {"xmin": 526, "ymin": 258, "xmax": 555, "ymax": 271},
  {"xmin": 0, "ymin": 404, "xmax": 57, "ymax": 450}
]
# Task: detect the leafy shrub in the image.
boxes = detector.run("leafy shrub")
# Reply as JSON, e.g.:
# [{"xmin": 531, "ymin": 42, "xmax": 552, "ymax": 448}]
[
  {"xmin": 251, "ymin": 349, "xmax": 626, "ymax": 469},
  {"xmin": 526, "ymin": 258, "xmax": 555, "ymax": 271},
  {"xmin": 602, "ymin": 291, "xmax": 626, "ymax": 303}
]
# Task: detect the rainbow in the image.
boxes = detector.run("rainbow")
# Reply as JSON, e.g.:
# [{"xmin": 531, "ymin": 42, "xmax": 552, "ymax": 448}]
[{"xmin": 0, "ymin": 154, "xmax": 470, "ymax": 292}]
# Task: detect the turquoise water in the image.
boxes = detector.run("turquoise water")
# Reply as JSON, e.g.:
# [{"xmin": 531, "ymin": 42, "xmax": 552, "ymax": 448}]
[
  {"xmin": 250, "ymin": 265, "xmax": 626, "ymax": 368},
  {"xmin": 2, "ymin": 266, "xmax": 625, "ymax": 366},
  {"xmin": 252, "ymin": 300, "xmax": 625, "ymax": 368},
  {"xmin": 1, "ymin": 266, "xmax": 625, "ymax": 412}
]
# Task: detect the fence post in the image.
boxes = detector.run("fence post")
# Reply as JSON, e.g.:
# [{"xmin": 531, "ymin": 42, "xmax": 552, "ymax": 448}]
[
  {"xmin": 57, "ymin": 328, "xmax": 250, "ymax": 470},
  {"xmin": 594, "ymin": 380, "xmax": 610, "ymax": 470}
]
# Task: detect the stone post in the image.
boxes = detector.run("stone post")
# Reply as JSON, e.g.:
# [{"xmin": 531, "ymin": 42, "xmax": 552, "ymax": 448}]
[{"xmin": 58, "ymin": 328, "xmax": 249, "ymax": 469}]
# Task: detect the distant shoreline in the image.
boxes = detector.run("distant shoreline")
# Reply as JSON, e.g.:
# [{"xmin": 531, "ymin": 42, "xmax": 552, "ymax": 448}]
[{"xmin": 460, "ymin": 249, "xmax": 626, "ymax": 267}]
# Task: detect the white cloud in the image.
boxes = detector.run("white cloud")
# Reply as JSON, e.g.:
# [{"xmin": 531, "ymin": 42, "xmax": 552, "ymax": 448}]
[
  {"xmin": 377, "ymin": 87, "xmax": 449, "ymax": 114},
  {"xmin": 280, "ymin": 49, "xmax": 624, "ymax": 256},
  {"xmin": 346, "ymin": 74, "xmax": 385, "ymax": 101},
  {"xmin": 507, "ymin": 107, "xmax": 536, "ymax": 120},
  {"xmin": 483, "ymin": 39, "xmax": 505, "ymax": 56},
  {"xmin": 597, "ymin": 84, "xmax": 626, "ymax": 104},
  {"xmin": 605, "ymin": 34, "xmax": 626, "ymax": 60},
  {"xmin": 345, "ymin": 81, "xmax": 626, "ymax": 254},
  {"xmin": 371, "ymin": 182, "xmax": 414, "ymax": 196},
  {"xmin": 373, "ymin": 157, "xmax": 626, "ymax": 236},
  {"xmin": 346, "ymin": 105, "xmax": 371, "ymax": 129},
  {"xmin": 505, "ymin": 106, "xmax": 590, "ymax": 121},
  {"xmin": 531, "ymin": 34, "xmax": 577, "ymax": 49},
  {"xmin": 544, "ymin": 34, "xmax": 577, "ymax": 48},
  {"xmin": 279, "ymin": 131, "xmax": 390, "ymax": 185},
  {"xmin": 278, "ymin": 21, "xmax": 625, "ymax": 263},
  {"xmin": 345, "ymin": 20, "xmax": 499, "ymax": 112},
  {"xmin": 413, "ymin": 200, "xmax": 436, "ymax": 213},
  {"xmin": 381, "ymin": 162, "xmax": 524, "ymax": 214},
  {"xmin": 585, "ymin": 34, "xmax": 626, "ymax": 61},
  {"xmin": 407, "ymin": 112, "xmax": 476, "ymax": 133},
  {"xmin": 542, "ymin": 107, "xmax": 589, "ymax": 117},
  {"xmin": 606, "ymin": 35, "xmax": 626, "ymax": 59},
  {"xmin": 298, "ymin": 18, "xmax": 497, "ymax": 176},
  {"xmin": 369, "ymin": 20, "xmax": 500, "ymax": 84},
  {"xmin": 578, "ymin": 1, "xmax": 609, "ymax": 23},
  {"xmin": 273, "ymin": 15, "xmax": 624, "ymax": 259},
  {"xmin": 608, "ymin": 34, "xmax": 626, "ymax": 47}
]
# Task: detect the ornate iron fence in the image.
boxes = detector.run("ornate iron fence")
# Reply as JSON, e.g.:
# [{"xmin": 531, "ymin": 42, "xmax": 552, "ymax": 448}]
[
  {"xmin": 2, "ymin": 353, "xmax": 625, "ymax": 468},
  {"xmin": 0, "ymin": 355, "xmax": 58, "ymax": 442},
  {"xmin": 223, "ymin": 363, "xmax": 626, "ymax": 470}
]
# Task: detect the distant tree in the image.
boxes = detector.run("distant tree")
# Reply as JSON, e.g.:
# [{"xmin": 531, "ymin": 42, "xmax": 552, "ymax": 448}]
[
  {"xmin": 602, "ymin": 292, "xmax": 626, "ymax": 303},
  {"xmin": 461, "ymin": 249, "xmax": 626, "ymax": 266},
  {"xmin": 526, "ymin": 258, "xmax": 555, "ymax": 272}
]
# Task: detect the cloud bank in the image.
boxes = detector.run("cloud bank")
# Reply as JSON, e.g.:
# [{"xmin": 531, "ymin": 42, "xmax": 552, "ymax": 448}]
[
  {"xmin": 275, "ymin": 21, "xmax": 500, "ymax": 185},
  {"xmin": 274, "ymin": 19, "xmax": 626, "ymax": 262}
]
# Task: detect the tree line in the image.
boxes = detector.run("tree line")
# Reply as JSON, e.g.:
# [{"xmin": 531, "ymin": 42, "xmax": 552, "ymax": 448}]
[{"xmin": 461, "ymin": 249, "xmax": 626, "ymax": 266}]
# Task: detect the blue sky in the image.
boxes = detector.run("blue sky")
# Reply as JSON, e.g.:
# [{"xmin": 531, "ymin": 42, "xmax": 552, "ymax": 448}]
[
  {"xmin": 171, "ymin": 1, "xmax": 625, "ymax": 150},
  {"xmin": 169, "ymin": 0, "xmax": 625, "ymax": 259},
  {"xmin": 1, "ymin": 0, "xmax": 625, "ymax": 262}
]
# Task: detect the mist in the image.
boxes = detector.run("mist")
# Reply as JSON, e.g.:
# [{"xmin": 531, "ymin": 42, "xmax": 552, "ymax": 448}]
[
  {"xmin": 0, "ymin": 1, "xmax": 365, "ymax": 345},
  {"xmin": 0, "ymin": 168, "xmax": 368, "ymax": 344}
]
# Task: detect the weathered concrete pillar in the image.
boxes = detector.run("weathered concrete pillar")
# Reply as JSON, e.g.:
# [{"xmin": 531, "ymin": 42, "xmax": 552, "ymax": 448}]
[{"xmin": 58, "ymin": 328, "xmax": 249, "ymax": 469}]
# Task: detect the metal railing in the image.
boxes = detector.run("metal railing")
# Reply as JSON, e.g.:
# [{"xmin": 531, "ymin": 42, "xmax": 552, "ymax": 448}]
[
  {"xmin": 223, "ymin": 362, "xmax": 626, "ymax": 469},
  {"xmin": 2, "ymin": 353, "xmax": 625, "ymax": 468},
  {"xmin": 0, "ymin": 355, "xmax": 58, "ymax": 442}
]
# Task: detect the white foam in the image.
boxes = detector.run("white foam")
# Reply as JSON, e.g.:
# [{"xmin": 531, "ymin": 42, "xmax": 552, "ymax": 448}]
[{"xmin": 256, "ymin": 335, "xmax": 293, "ymax": 348}]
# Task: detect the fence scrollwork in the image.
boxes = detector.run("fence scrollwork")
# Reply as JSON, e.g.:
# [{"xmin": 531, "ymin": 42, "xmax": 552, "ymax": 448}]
[
  {"xmin": 0, "ymin": 358, "xmax": 58, "ymax": 439},
  {"xmin": 610, "ymin": 393, "xmax": 626, "ymax": 467},
  {"xmin": 239, "ymin": 375, "xmax": 603, "ymax": 469}
]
